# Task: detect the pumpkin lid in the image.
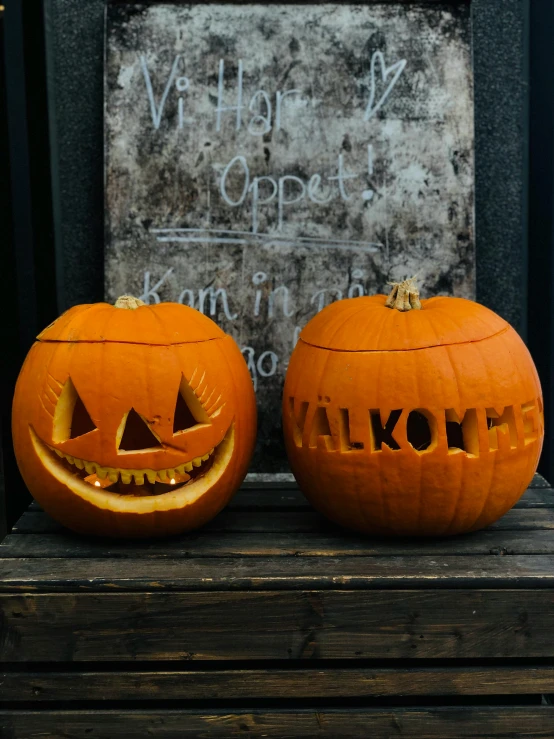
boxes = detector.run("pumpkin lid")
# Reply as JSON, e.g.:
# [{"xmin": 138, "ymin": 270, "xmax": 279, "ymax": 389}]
[
  {"xmin": 38, "ymin": 301, "xmax": 226, "ymax": 345},
  {"xmin": 299, "ymin": 295, "xmax": 510, "ymax": 352}
]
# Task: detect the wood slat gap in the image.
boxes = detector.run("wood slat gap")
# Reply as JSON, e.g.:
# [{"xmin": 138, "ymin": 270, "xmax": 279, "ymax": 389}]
[{"xmin": 0, "ymin": 696, "xmax": 547, "ymax": 710}]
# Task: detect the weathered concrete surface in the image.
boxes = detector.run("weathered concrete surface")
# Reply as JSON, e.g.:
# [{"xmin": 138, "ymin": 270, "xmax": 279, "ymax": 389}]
[{"xmin": 104, "ymin": 2, "xmax": 474, "ymax": 470}]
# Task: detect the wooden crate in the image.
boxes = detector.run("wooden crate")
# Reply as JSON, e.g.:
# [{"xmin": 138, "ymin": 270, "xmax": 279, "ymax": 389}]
[{"xmin": 1, "ymin": 475, "xmax": 554, "ymax": 737}]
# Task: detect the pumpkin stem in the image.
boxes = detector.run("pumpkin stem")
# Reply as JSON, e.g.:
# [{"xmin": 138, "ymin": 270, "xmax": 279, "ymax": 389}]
[
  {"xmin": 114, "ymin": 295, "xmax": 146, "ymax": 310},
  {"xmin": 385, "ymin": 277, "xmax": 422, "ymax": 312}
]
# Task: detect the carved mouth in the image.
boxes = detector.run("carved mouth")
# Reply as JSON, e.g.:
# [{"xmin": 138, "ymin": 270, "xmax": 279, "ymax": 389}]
[
  {"xmin": 29, "ymin": 424, "xmax": 235, "ymax": 508},
  {"xmin": 45, "ymin": 445, "xmax": 216, "ymax": 496}
]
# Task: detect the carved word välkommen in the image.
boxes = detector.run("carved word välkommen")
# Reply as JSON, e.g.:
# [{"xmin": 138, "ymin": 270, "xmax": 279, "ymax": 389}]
[{"xmin": 288, "ymin": 399, "xmax": 543, "ymax": 456}]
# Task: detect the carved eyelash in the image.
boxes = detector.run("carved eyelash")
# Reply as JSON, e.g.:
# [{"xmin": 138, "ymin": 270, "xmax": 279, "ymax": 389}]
[
  {"xmin": 38, "ymin": 373, "xmax": 64, "ymax": 418},
  {"xmin": 44, "ymin": 385, "xmax": 59, "ymax": 405},
  {"xmin": 207, "ymin": 395, "xmax": 225, "ymax": 419},
  {"xmin": 47, "ymin": 373, "xmax": 63, "ymax": 395},
  {"xmin": 38, "ymin": 392, "xmax": 55, "ymax": 418},
  {"xmin": 187, "ymin": 367, "xmax": 225, "ymax": 419}
]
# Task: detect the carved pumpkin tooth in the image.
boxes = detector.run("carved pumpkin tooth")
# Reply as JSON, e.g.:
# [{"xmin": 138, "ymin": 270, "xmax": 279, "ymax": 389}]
[
  {"xmin": 201, "ymin": 454, "xmax": 209, "ymax": 462},
  {"xmin": 192, "ymin": 457, "xmax": 202, "ymax": 468},
  {"xmin": 54, "ymin": 448, "xmax": 64, "ymax": 458},
  {"xmin": 145, "ymin": 470, "xmax": 157, "ymax": 484},
  {"xmin": 184, "ymin": 462, "xmax": 193, "ymax": 473},
  {"xmin": 120, "ymin": 471, "xmax": 132, "ymax": 485},
  {"xmin": 73, "ymin": 458, "xmax": 84, "ymax": 470},
  {"xmin": 133, "ymin": 471, "xmax": 145, "ymax": 485},
  {"xmin": 175, "ymin": 464, "xmax": 186, "ymax": 475},
  {"xmin": 96, "ymin": 466, "xmax": 108, "ymax": 480},
  {"xmin": 66, "ymin": 455, "xmax": 75, "ymax": 465},
  {"xmin": 166, "ymin": 469, "xmax": 176, "ymax": 480},
  {"xmin": 84, "ymin": 461, "xmax": 95, "ymax": 474},
  {"xmin": 108, "ymin": 470, "xmax": 119, "ymax": 484},
  {"xmin": 158, "ymin": 469, "xmax": 169, "ymax": 482}
]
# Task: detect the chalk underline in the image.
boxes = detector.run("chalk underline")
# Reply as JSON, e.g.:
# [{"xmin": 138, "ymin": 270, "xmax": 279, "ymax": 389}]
[{"xmin": 151, "ymin": 228, "xmax": 382, "ymax": 253}]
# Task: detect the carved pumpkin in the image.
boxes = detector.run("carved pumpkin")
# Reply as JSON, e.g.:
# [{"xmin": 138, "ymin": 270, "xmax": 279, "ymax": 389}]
[
  {"xmin": 12, "ymin": 296, "xmax": 256, "ymax": 537},
  {"xmin": 283, "ymin": 280, "xmax": 544, "ymax": 536}
]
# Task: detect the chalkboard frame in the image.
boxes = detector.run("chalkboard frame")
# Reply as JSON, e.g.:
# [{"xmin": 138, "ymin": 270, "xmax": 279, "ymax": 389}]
[{"xmin": 44, "ymin": 0, "xmax": 529, "ymax": 338}]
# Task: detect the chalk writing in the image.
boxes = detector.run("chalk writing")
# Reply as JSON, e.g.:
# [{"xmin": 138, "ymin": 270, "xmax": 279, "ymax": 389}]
[
  {"xmin": 218, "ymin": 152, "xmax": 368, "ymax": 232},
  {"xmin": 216, "ymin": 59, "xmax": 304, "ymax": 134},
  {"xmin": 139, "ymin": 268, "xmax": 174, "ymax": 304},
  {"xmin": 252, "ymin": 273, "xmax": 294, "ymax": 319},
  {"xmin": 141, "ymin": 269, "xmax": 364, "ymax": 321},
  {"xmin": 310, "ymin": 288, "xmax": 343, "ymax": 313},
  {"xmin": 364, "ymin": 51, "xmax": 407, "ymax": 121},
  {"xmin": 140, "ymin": 54, "xmax": 181, "ymax": 130},
  {"xmin": 138, "ymin": 54, "xmax": 400, "ymax": 231},
  {"xmin": 242, "ymin": 347, "xmax": 279, "ymax": 391},
  {"xmin": 175, "ymin": 285, "xmax": 238, "ymax": 320},
  {"xmin": 152, "ymin": 228, "xmax": 382, "ymax": 252},
  {"xmin": 140, "ymin": 51, "xmax": 406, "ymax": 131}
]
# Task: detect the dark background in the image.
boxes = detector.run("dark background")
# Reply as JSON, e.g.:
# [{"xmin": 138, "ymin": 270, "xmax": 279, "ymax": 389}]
[{"xmin": 1, "ymin": 0, "xmax": 552, "ymax": 534}]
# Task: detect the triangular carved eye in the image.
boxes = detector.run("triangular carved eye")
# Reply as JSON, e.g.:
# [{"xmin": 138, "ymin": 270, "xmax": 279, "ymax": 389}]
[
  {"xmin": 118, "ymin": 409, "xmax": 162, "ymax": 452},
  {"xmin": 52, "ymin": 377, "xmax": 97, "ymax": 443},
  {"xmin": 173, "ymin": 393, "xmax": 197, "ymax": 433},
  {"xmin": 173, "ymin": 374, "xmax": 210, "ymax": 434},
  {"xmin": 71, "ymin": 394, "xmax": 97, "ymax": 438}
]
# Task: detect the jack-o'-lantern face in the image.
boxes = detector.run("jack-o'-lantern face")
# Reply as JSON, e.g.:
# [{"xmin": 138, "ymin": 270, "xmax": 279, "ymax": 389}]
[
  {"xmin": 12, "ymin": 299, "xmax": 256, "ymax": 538},
  {"xmin": 33, "ymin": 359, "xmax": 233, "ymax": 495}
]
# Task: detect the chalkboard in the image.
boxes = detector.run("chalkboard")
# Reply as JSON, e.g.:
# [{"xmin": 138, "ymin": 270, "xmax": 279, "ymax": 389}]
[{"xmin": 104, "ymin": 2, "xmax": 474, "ymax": 471}]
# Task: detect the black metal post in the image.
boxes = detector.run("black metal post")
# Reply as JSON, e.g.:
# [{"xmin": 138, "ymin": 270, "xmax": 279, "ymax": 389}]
[
  {"xmin": 528, "ymin": 0, "xmax": 554, "ymax": 481},
  {"xmin": 1, "ymin": 0, "xmax": 35, "ymax": 530},
  {"xmin": 3, "ymin": 0, "xmax": 37, "ymax": 350},
  {"xmin": 1, "ymin": 0, "xmax": 58, "ymax": 530}
]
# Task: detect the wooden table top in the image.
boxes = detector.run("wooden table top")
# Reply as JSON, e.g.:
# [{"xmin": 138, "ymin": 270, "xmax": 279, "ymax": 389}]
[
  {"xmin": 1, "ymin": 474, "xmax": 554, "ymax": 594},
  {"xmin": 2, "ymin": 476, "xmax": 554, "ymax": 737}
]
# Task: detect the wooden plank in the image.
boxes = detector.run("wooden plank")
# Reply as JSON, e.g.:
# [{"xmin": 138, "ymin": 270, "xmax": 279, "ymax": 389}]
[
  {"xmin": 26, "ymin": 486, "xmax": 310, "ymax": 513},
  {"xmin": 486, "ymin": 509, "xmax": 554, "ymax": 530},
  {"xmin": 2, "ymin": 555, "xmax": 554, "ymax": 592},
  {"xmin": 228, "ymin": 487, "xmax": 308, "ymax": 509},
  {"xmin": 515, "ymin": 489, "xmax": 554, "ymax": 507},
  {"xmin": 22, "ymin": 480, "xmax": 554, "ymax": 516},
  {"xmin": 10, "ymin": 507, "xmax": 554, "ymax": 536},
  {"xmin": 1, "ymin": 590, "xmax": 554, "ymax": 661},
  {"xmin": 3, "ymin": 666, "xmax": 554, "ymax": 701},
  {"xmin": 531, "ymin": 473, "xmax": 551, "ymax": 488},
  {"xmin": 10, "ymin": 512, "xmax": 62, "ymax": 534},
  {"xmin": 1, "ymin": 707, "xmax": 554, "ymax": 738},
  {"xmin": 9, "ymin": 510, "xmax": 331, "ymax": 535},
  {"xmin": 4, "ymin": 528, "xmax": 554, "ymax": 559}
]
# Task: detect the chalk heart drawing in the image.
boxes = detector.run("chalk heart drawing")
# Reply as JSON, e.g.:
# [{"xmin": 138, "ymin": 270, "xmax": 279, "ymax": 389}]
[{"xmin": 364, "ymin": 50, "xmax": 407, "ymax": 121}]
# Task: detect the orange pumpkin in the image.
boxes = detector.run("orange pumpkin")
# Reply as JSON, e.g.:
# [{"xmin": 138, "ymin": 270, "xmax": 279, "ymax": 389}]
[
  {"xmin": 12, "ymin": 296, "xmax": 256, "ymax": 538},
  {"xmin": 283, "ymin": 280, "xmax": 544, "ymax": 536}
]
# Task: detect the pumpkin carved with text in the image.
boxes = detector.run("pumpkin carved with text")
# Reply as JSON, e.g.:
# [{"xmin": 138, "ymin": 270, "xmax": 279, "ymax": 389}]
[
  {"xmin": 283, "ymin": 280, "xmax": 544, "ymax": 536},
  {"xmin": 12, "ymin": 296, "xmax": 256, "ymax": 538}
]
